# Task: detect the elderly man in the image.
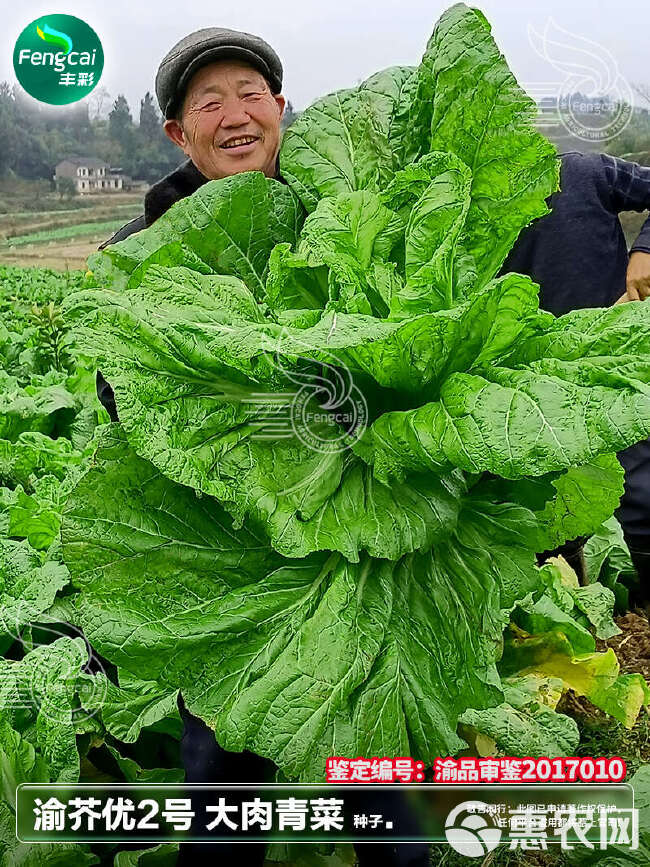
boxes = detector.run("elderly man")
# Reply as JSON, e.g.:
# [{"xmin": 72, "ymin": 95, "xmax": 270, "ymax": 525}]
[
  {"xmin": 98, "ymin": 27, "xmax": 431, "ymax": 867},
  {"xmin": 101, "ymin": 28, "xmax": 285, "ymax": 244}
]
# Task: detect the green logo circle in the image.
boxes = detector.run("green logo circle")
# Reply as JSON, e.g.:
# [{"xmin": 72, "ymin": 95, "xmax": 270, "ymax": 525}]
[{"xmin": 13, "ymin": 14, "xmax": 103, "ymax": 105}]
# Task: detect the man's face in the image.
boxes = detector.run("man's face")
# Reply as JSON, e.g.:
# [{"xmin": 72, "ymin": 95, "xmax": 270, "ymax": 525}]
[{"xmin": 163, "ymin": 59, "xmax": 285, "ymax": 179}]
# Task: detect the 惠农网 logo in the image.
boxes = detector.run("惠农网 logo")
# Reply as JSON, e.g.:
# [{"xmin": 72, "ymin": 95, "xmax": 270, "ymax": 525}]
[
  {"xmin": 445, "ymin": 801, "xmax": 502, "ymax": 857},
  {"xmin": 13, "ymin": 14, "xmax": 103, "ymax": 105}
]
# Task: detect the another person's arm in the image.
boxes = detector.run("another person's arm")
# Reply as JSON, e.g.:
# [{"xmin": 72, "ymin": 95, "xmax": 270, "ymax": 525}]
[
  {"xmin": 626, "ymin": 250, "xmax": 650, "ymax": 301},
  {"xmin": 601, "ymin": 154, "xmax": 650, "ymax": 301}
]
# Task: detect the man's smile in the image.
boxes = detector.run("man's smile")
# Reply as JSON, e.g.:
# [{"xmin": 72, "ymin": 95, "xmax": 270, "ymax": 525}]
[{"xmin": 219, "ymin": 134, "xmax": 260, "ymax": 153}]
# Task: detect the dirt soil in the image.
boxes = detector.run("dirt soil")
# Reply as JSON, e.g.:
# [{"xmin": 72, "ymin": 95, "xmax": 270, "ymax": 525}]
[
  {"xmin": 0, "ymin": 193, "xmax": 143, "ymax": 269},
  {"xmin": 600, "ymin": 611, "xmax": 650, "ymax": 681},
  {"xmin": 560, "ymin": 612, "xmax": 650, "ymax": 717},
  {"xmin": 0, "ymin": 238, "xmax": 106, "ymax": 271}
]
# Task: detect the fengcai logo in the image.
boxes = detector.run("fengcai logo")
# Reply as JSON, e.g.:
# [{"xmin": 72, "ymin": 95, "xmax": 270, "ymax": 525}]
[
  {"xmin": 13, "ymin": 14, "xmax": 104, "ymax": 105},
  {"xmin": 36, "ymin": 23, "xmax": 73, "ymax": 55}
]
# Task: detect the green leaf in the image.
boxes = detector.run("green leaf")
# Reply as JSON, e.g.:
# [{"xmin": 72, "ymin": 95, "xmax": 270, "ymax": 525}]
[
  {"xmin": 265, "ymin": 242, "xmax": 330, "ymax": 313},
  {"xmin": 502, "ymin": 627, "xmax": 650, "ymax": 728},
  {"xmin": 78, "ymin": 670, "xmax": 179, "ymax": 744},
  {"xmin": 87, "ymin": 173, "xmax": 303, "ymax": 300},
  {"xmin": 61, "ymin": 428, "xmax": 545, "ymax": 781},
  {"xmin": 0, "ymin": 638, "xmax": 88, "ymax": 782},
  {"xmin": 512, "ymin": 593, "xmax": 597, "ymax": 656},
  {"xmin": 389, "ymin": 151, "xmax": 474, "ymax": 316},
  {"xmin": 249, "ymin": 272, "xmax": 540, "ymax": 397},
  {"xmin": 105, "ymin": 744, "xmax": 183, "ymax": 785},
  {"xmin": 357, "ymin": 66, "xmax": 419, "ymax": 174},
  {"xmin": 591, "ymin": 673, "xmax": 650, "ymax": 729},
  {"xmin": 0, "ymin": 372, "xmax": 76, "ymax": 442},
  {"xmin": 0, "ymin": 539, "xmax": 69, "ymax": 647},
  {"xmin": 460, "ymin": 674, "xmax": 580, "ymax": 756},
  {"xmin": 68, "ymin": 274, "xmax": 470, "ymax": 560},
  {"xmin": 279, "ymin": 80, "xmax": 400, "ymax": 211},
  {"xmin": 503, "ymin": 300, "xmax": 650, "ymax": 370},
  {"xmin": 354, "ymin": 359, "xmax": 650, "ymax": 483},
  {"xmin": 0, "ymin": 799, "xmax": 99, "ymax": 867},
  {"xmin": 535, "ymin": 457, "xmax": 622, "ymax": 552},
  {"xmin": 474, "ymin": 454, "xmax": 625, "ymax": 553},
  {"xmin": 584, "ymin": 516, "xmax": 638, "ymax": 615},
  {"xmin": 6, "ymin": 477, "xmax": 64, "ymax": 550},
  {"xmin": 534, "ymin": 558, "xmax": 620, "ymax": 641},
  {"xmin": 266, "ymin": 191, "xmax": 404, "ymax": 317},
  {"xmin": 0, "ymin": 720, "xmax": 50, "ymax": 801},
  {"xmin": 0, "ymin": 432, "xmax": 82, "ymax": 488},
  {"xmin": 571, "ymin": 583, "xmax": 621, "ymax": 641},
  {"xmin": 408, "ymin": 3, "xmax": 559, "ymax": 286}
]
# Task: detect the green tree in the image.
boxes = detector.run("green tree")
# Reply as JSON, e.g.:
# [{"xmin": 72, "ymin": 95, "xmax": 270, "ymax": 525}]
[
  {"xmin": 89, "ymin": 86, "xmax": 111, "ymax": 121},
  {"xmin": 56, "ymin": 176, "xmax": 77, "ymax": 200},
  {"xmin": 0, "ymin": 83, "xmax": 20, "ymax": 176},
  {"xmin": 139, "ymin": 91, "xmax": 160, "ymax": 138},
  {"xmin": 0, "ymin": 85, "xmax": 51, "ymax": 178},
  {"xmin": 281, "ymin": 99, "xmax": 299, "ymax": 130},
  {"xmin": 0, "ymin": 80, "xmax": 183, "ymax": 184},
  {"xmin": 109, "ymin": 94, "xmax": 134, "ymax": 151}
]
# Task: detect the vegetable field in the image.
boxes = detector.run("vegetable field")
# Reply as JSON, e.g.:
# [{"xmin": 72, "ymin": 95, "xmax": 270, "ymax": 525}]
[
  {"xmin": 2, "ymin": 3, "xmax": 650, "ymax": 865},
  {"xmin": 0, "ymin": 198, "xmax": 143, "ymax": 271},
  {"xmin": 0, "ymin": 220, "xmax": 125, "ymax": 248}
]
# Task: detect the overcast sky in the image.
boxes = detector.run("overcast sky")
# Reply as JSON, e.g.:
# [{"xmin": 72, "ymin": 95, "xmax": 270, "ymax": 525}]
[{"xmin": 2, "ymin": 0, "xmax": 649, "ymax": 116}]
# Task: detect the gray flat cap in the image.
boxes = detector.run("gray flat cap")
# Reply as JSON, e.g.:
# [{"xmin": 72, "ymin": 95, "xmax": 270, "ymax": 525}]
[{"xmin": 156, "ymin": 27, "xmax": 283, "ymax": 118}]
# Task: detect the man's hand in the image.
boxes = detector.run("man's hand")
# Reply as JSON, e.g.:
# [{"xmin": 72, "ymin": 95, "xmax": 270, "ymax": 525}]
[{"xmin": 625, "ymin": 250, "xmax": 650, "ymax": 301}]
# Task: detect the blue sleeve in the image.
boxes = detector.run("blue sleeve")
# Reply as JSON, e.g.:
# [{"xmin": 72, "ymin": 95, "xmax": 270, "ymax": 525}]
[{"xmin": 600, "ymin": 153, "xmax": 650, "ymax": 253}]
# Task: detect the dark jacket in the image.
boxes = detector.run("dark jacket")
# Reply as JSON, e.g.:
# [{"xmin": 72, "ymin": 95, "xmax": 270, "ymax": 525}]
[
  {"xmin": 99, "ymin": 159, "xmax": 209, "ymax": 249},
  {"xmin": 98, "ymin": 151, "xmax": 650, "ymax": 538},
  {"xmin": 501, "ymin": 151, "xmax": 650, "ymax": 314}
]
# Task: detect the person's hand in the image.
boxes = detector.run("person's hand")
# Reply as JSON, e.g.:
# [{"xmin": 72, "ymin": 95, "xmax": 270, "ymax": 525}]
[{"xmin": 625, "ymin": 250, "xmax": 650, "ymax": 301}]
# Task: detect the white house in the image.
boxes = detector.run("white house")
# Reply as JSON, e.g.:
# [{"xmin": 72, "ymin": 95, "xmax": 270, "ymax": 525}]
[{"xmin": 54, "ymin": 157, "xmax": 127, "ymax": 193}]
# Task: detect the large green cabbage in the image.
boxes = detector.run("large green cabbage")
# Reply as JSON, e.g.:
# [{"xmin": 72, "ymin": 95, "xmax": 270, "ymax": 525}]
[{"xmin": 60, "ymin": 3, "xmax": 650, "ymax": 781}]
